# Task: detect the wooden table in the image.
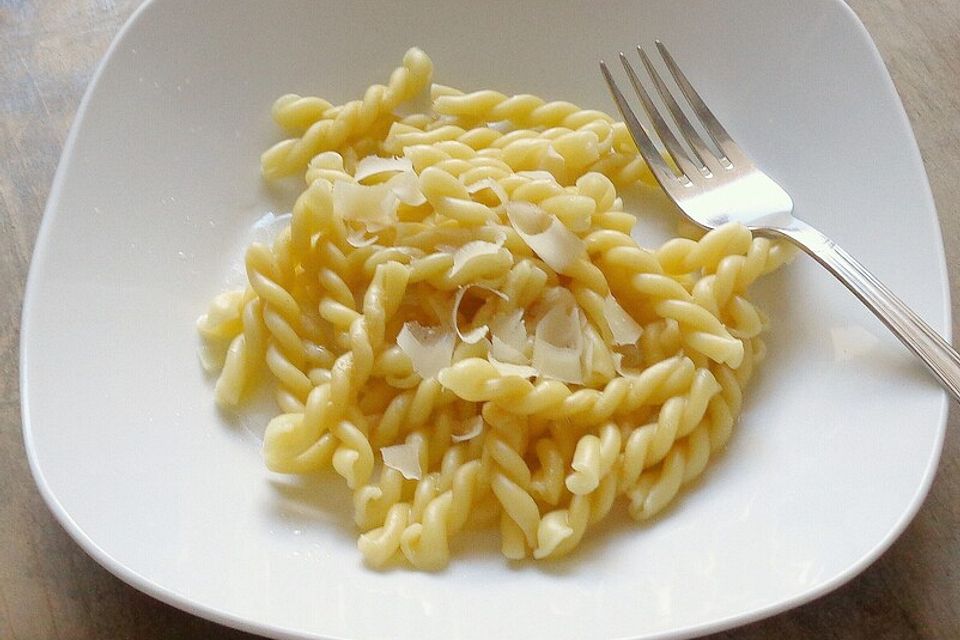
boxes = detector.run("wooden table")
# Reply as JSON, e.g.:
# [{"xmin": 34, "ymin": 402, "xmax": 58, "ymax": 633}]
[{"xmin": 1, "ymin": 1, "xmax": 957, "ymax": 637}]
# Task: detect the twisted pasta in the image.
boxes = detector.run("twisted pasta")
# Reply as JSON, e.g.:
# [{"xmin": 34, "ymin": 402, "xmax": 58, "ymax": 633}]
[
  {"xmin": 199, "ymin": 47, "xmax": 794, "ymax": 570},
  {"xmin": 262, "ymin": 47, "xmax": 433, "ymax": 179}
]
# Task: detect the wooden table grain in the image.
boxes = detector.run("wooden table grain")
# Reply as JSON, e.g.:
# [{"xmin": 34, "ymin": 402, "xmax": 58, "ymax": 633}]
[{"xmin": 1, "ymin": 1, "xmax": 957, "ymax": 638}]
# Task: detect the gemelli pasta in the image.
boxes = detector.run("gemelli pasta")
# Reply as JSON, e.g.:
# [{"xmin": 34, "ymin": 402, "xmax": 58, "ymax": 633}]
[{"xmin": 197, "ymin": 48, "xmax": 794, "ymax": 570}]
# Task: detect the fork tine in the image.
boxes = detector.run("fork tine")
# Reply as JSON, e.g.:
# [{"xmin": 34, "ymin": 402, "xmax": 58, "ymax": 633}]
[
  {"xmin": 636, "ymin": 46, "xmax": 724, "ymax": 173},
  {"xmin": 655, "ymin": 41, "xmax": 747, "ymax": 168},
  {"xmin": 599, "ymin": 59, "xmax": 685, "ymax": 187},
  {"xmin": 616, "ymin": 52, "xmax": 701, "ymax": 181}
]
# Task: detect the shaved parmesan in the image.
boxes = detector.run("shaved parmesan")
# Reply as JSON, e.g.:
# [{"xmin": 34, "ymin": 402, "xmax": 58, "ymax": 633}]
[
  {"xmin": 491, "ymin": 336, "xmax": 525, "ymax": 364},
  {"xmin": 517, "ymin": 170, "xmax": 557, "ymax": 182},
  {"xmin": 505, "ymin": 201, "xmax": 585, "ymax": 275},
  {"xmin": 581, "ymin": 322, "xmax": 594, "ymax": 376},
  {"xmin": 487, "ymin": 225, "xmax": 508, "ymax": 245},
  {"xmin": 332, "ymin": 180, "xmax": 398, "ymax": 230},
  {"xmin": 381, "ymin": 442, "xmax": 422, "ymax": 480},
  {"xmin": 465, "ymin": 178, "xmax": 508, "ymax": 205},
  {"xmin": 354, "ymin": 155, "xmax": 413, "ymax": 182},
  {"xmin": 489, "ymin": 309, "xmax": 529, "ymax": 364},
  {"xmin": 423, "ymin": 295, "xmax": 453, "ymax": 329},
  {"xmin": 532, "ymin": 304, "xmax": 583, "ymax": 384},
  {"xmin": 451, "ymin": 285, "xmax": 508, "ymax": 344},
  {"xmin": 603, "ymin": 295, "xmax": 643, "ymax": 345},
  {"xmin": 459, "ymin": 327, "xmax": 488, "ymax": 346},
  {"xmin": 391, "ymin": 245, "xmax": 424, "ymax": 258},
  {"xmin": 451, "ymin": 415, "xmax": 484, "ymax": 443},
  {"xmin": 396, "ymin": 322, "xmax": 455, "ymax": 380},
  {"xmin": 450, "ymin": 240, "xmax": 504, "ymax": 279},
  {"xmin": 345, "ymin": 227, "xmax": 379, "ymax": 247},
  {"xmin": 386, "ymin": 171, "xmax": 427, "ymax": 206},
  {"xmin": 581, "ymin": 325, "xmax": 616, "ymax": 382},
  {"xmin": 533, "ymin": 339, "xmax": 582, "ymax": 384},
  {"xmin": 488, "ymin": 355, "xmax": 538, "ymax": 379}
]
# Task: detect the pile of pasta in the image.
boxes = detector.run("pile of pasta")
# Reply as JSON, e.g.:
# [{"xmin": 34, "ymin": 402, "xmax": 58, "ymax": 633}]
[{"xmin": 198, "ymin": 48, "xmax": 794, "ymax": 570}]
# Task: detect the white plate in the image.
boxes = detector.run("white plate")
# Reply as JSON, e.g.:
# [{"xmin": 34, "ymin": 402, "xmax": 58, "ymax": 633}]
[{"xmin": 21, "ymin": 0, "xmax": 949, "ymax": 638}]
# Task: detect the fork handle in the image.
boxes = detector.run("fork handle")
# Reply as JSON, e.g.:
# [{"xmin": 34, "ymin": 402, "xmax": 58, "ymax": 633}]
[{"xmin": 780, "ymin": 222, "xmax": 960, "ymax": 401}]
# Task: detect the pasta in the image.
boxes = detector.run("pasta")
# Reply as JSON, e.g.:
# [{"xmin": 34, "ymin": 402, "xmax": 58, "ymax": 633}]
[{"xmin": 198, "ymin": 47, "xmax": 795, "ymax": 570}]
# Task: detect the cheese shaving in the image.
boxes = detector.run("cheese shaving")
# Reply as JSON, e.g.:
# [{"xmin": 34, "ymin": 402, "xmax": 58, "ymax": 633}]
[
  {"xmin": 581, "ymin": 325, "xmax": 615, "ymax": 382},
  {"xmin": 451, "ymin": 285, "xmax": 508, "ymax": 344},
  {"xmin": 345, "ymin": 227, "xmax": 379, "ymax": 248},
  {"xmin": 532, "ymin": 304, "xmax": 583, "ymax": 384},
  {"xmin": 436, "ymin": 244, "xmax": 457, "ymax": 255},
  {"xmin": 391, "ymin": 245, "xmax": 424, "ymax": 258},
  {"xmin": 603, "ymin": 295, "xmax": 643, "ymax": 345},
  {"xmin": 489, "ymin": 309, "xmax": 528, "ymax": 364},
  {"xmin": 451, "ymin": 415, "xmax": 484, "ymax": 443},
  {"xmin": 332, "ymin": 180, "xmax": 398, "ymax": 230},
  {"xmin": 505, "ymin": 201, "xmax": 585, "ymax": 275},
  {"xmin": 516, "ymin": 170, "xmax": 557, "ymax": 182},
  {"xmin": 491, "ymin": 336, "xmax": 525, "ymax": 364},
  {"xmin": 386, "ymin": 171, "xmax": 427, "ymax": 206},
  {"xmin": 396, "ymin": 322, "xmax": 455, "ymax": 380},
  {"xmin": 381, "ymin": 442, "xmax": 422, "ymax": 480},
  {"xmin": 354, "ymin": 155, "xmax": 414, "ymax": 182},
  {"xmin": 487, "ymin": 120, "xmax": 513, "ymax": 133},
  {"xmin": 458, "ymin": 326, "xmax": 487, "ymax": 346},
  {"xmin": 533, "ymin": 340, "xmax": 582, "ymax": 384},
  {"xmin": 450, "ymin": 240, "xmax": 504, "ymax": 279},
  {"xmin": 580, "ymin": 321, "xmax": 595, "ymax": 377},
  {"xmin": 488, "ymin": 355, "xmax": 538, "ymax": 379},
  {"xmin": 465, "ymin": 178, "xmax": 508, "ymax": 205},
  {"xmin": 488, "ymin": 225, "xmax": 508, "ymax": 245}
]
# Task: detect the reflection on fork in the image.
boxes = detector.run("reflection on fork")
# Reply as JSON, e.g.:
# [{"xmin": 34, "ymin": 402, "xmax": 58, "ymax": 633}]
[{"xmin": 600, "ymin": 42, "xmax": 960, "ymax": 401}]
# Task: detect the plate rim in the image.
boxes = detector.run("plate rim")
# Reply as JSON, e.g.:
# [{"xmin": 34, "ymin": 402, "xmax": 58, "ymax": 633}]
[{"xmin": 19, "ymin": 0, "xmax": 950, "ymax": 638}]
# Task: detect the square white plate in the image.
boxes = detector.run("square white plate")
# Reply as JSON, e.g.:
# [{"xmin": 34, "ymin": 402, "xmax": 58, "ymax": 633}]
[{"xmin": 22, "ymin": 0, "xmax": 949, "ymax": 638}]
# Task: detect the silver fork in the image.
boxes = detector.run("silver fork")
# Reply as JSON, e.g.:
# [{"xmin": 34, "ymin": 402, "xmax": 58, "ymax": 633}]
[{"xmin": 600, "ymin": 42, "xmax": 960, "ymax": 401}]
